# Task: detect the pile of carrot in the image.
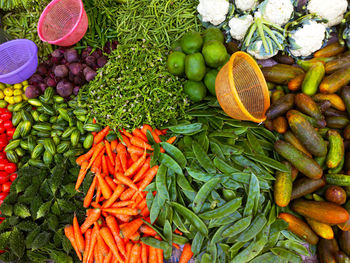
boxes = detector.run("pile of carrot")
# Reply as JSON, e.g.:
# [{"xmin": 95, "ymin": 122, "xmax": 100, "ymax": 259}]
[{"xmin": 64, "ymin": 124, "xmax": 183, "ymax": 263}]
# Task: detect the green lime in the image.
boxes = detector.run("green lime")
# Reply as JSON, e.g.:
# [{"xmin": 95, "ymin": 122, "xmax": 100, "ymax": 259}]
[
  {"xmin": 180, "ymin": 31, "xmax": 203, "ymax": 55},
  {"xmin": 202, "ymin": 40, "xmax": 228, "ymax": 68},
  {"xmin": 203, "ymin": 28, "xmax": 224, "ymax": 43},
  {"xmin": 185, "ymin": 53, "xmax": 207, "ymax": 81},
  {"xmin": 204, "ymin": 69, "xmax": 219, "ymax": 96},
  {"xmin": 167, "ymin": 51, "xmax": 186, "ymax": 76},
  {"xmin": 184, "ymin": 80, "xmax": 207, "ymax": 102},
  {"xmin": 0, "ymin": 100, "xmax": 7, "ymax": 108}
]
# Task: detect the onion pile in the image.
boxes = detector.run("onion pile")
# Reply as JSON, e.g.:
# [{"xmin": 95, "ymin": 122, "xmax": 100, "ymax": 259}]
[{"xmin": 26, "ymin": 41, "xmax": 117, "ymax": 99}]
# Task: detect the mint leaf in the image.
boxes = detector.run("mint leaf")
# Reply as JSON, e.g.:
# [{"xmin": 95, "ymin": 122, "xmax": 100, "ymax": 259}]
[
  {"xmin": 31, "ymin": 232, "xmax": 51, "ymax": 250},
  {"xmin": 57, "ymin": 199, "xmax": 76, "ymax": 213},
  {"xmin": 9, "ymin": 227, "xmax": 25, "ymax": 258},
  {"xmin": 50, "ymin": 163, "xmax": 64, "ymax": 195},
  {"xmin": 25, "ymin": 227, "xmax": 40, "ymax": 249},
  {"xmin": 0, "ymin": 231, "xmax": 11, "ymax": 249},
  {"xmin": 49, "ymin": 250, "xmax": 73, "ymax": 263},
  {"xmin": 36, "ymin": 201, "xmax": 51, "ymax": 219},
  {"xmin": 30, "ymin": 196, "xmax": 43, "ymax": 219},
  {"xmin": 0, "ymin": 203, "xmax": 13, "ymax": 217},
  {"xmin": 16, "ymin": 221, "xmax": 38, "ymax": 232},
  {"xmin": 14, "ymin": 203, "xmax": 31, "ymax": 218},
  {"xmin": 15, "ymin": 175, "xmax": 32, "ymax": 194},
  {"xmin": 27, "ymin": 251, "xmax": 48, "ymax": 262}
]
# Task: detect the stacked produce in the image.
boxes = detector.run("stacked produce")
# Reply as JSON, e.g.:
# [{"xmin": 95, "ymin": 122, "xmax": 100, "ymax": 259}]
[
  {"xmin": 0, "ymin": 81, "xmax": 29, "ymax": 109},
  {"xmin": 263, "ymin": 43, "xmax": 350, "ymax": 262}
]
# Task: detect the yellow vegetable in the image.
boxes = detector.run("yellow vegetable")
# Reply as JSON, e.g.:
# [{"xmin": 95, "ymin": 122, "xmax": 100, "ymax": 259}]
[
  {"xmin": 0, "ymin": 90, "xmax": 4, "ymax": 100},
  {"xmin": 4, "ymin": 88, "xmax": 13, "ymax": 96},
  {"xmin": 13, "ymin": 89, "xmax": 22, "ymax": 96},
  {"xmin": 13, "ymin": 95, "xmax": 22, "ymax": 103},
  {"xmin": 22, "ymin": 94, "xmax": 28, "ymax": 101},
  {"xmin": 7, "ymin": 97, "xmax": 15, "ymax": 105},
  {"xmin": 21, "ymin": 80, "xmax": 28, "ymax": 86},
  {"xmin": 0, "ymin": 83, "xmax": 5, "ymax": 90},
  {"xmin": 13, "ymin": 83, "xmax": 22, "ymax": 90},
  {"xmin": 23, "ymin": 85, "xmax": 28, "ymax": 91}
]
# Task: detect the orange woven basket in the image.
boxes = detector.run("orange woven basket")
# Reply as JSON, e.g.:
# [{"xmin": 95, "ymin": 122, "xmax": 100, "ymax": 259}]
[{"xmin": 215, "ymin": 51, "xmax": 270, "ymax": 123}]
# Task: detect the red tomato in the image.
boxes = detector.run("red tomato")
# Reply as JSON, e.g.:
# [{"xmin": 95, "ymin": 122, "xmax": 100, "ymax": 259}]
[
  {"xmin": 2, "ymin": 182, "xmax": 11, "ymax": 193},
  {"xmin": 0, "ymin": 139, "xmax": 7, "ymax": 151},
  {"xmin": 6, "ymin": 128, "xmax": 15, "ymax": 138},
  {"xmin": 0, "ymin": 200, "xmax": 3, "ymax": 206},
  {"xmin": 0, "ymin": 160, "xmax": 7, "ymax": 170},
  {"xmin": 10, "ymin": 173, "xmax": 17, "ymax": 182},
  {"xmin": 1, "ymin": 112, "xmax": 11, "ymax": 121},
  {"xmin": 3, "ymin": 120, "xmax": 12, "ymax": 130},
  {"xmin": 0, "ymin": 125, "xmax": 5, "ymax": 134},
  {"xmin": 0, "ymin": 192, "xmax": 8, "ymax": 200},
  {"xmin": 0, "ymin": 172, "xmax": 8, "ymax": 184},
  {"xmin": 4, "ymin": 163, "xmax": 16, "ymax": 174},
  {"xmin": 0, "ymin": 153, "xmax": 5, "ymax": 160}
]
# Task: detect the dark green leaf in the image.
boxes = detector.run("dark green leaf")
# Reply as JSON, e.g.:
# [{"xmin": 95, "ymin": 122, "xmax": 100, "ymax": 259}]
[
  {"xmin": 31, "ymin": 232, "xmax": 51, "ymax": 250},
  {"xmin": 30, "ymin": 196, "xmax": 43, "ymax": 219},
  {"xmin": 57, "ymin": 199, "xmax": 76, "ymax": 213},
  {"xmin": 0, "ymin": 203, "xmax": 13, "ymax": 216},
  {"xmin": 25, "ymin": 227, "xmax": 40, "ymax": 249},
  {"xmin": 0, "ymin": 231, "xmax": 11, "ymax": 250},
  {"xmin": 49, "ymin": 250, "xmax": 73, "ymax": 263},
  {"xmin": 9, "ymin": 227, "xmax": 25, "ymax": 258},
  {"xmin": 36, "ymin": 201, "xmax": 52, "ymax": 219},
  {"xmin": 27, "ymin": 251, "xmax": 48, "ymax": 262},
  {"xmin": 16, "ymin": 221, "xmax": 38, "ymax": 232},
  {"xmin": 14, "ymin": 203, "xmax": 31, "ymax": 218}
]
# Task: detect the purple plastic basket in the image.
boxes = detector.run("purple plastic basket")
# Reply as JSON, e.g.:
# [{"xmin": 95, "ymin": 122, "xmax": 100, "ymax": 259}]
[{"xmin": 0, "ymin": 39, "xmax": 38, "ymax": 84}]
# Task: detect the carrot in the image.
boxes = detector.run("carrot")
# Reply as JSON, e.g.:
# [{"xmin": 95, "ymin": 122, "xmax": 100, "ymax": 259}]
[
  {"xmin": 160, "ymin": 129, "xmax": 168, "ymax": 135},
  {"xmin": 154, "ymin": 129, "xmax": 162, "ymax": 136},
  {"xmin": 87, "ymin": 142, "xmax": 105, "ymax": 171},
  {"xmin": 117, "ymin": 144, "xmax": 128, "ymax": 172},
  {"xmin": 179, "ymin": 243, "xmax": 193, "ymax": 263},
  {"xmin": 91, "ymin": 149, "xmax": 105, "ymax": 173},
  {"xmin": 141, "ymin": 243, "xmax": 148, "ymax": 263},
  {"xmin": 81, "ymin": 208, "xmax": 101, "ymax": 234},
  {"xmin": 73, "ymin": 214, "xmax": 85, "ymax": 252},
  {"xmin": 132, "ymin": 194, "xmax": 144, "ymax": 208},
  {"xmin": 141, "ymin": 124, "xmax": 152, "ymax": 136},
  {"xmin": 83, "ymin": 229, "xmax": 92, "ymax": 263},
  {"xmin": 114, "ymin": 154, "xmax": 122, "ymax": 174},
  {"xmin": 127, "ymin": 145, "xmax": 144, "ymax": 156},
  {"xmin": 120, "ymin": 218, "xmax": 144, "ymax": 239},
  {"xmin": 120, "ymin": 188, "xmax": 136, "ymax": 201},
  {"xmin": 97, "ymin": 233, "xmax": 109, "ymax": 257},
  {"xmin": 129, "ymin": 243, "xmax": 142, "ymax": 263},
  {"xmin": 140, "ymin": 225, "xmax": 157, "ymax": 236},
  {"xmin": 121, "ymin": 135, "xmax": 132, "ymax": 148},
  {"xmin": 105, "ymin": 176, "xmax": 117, "ymax": 191},
  {"xmin": 133, "ymin": 157, "xmax": 151, "ymax": 183},
  {"xmin": 96, "ymin": 184, "xmax": 102, "ymax": 203},
  {"xmin": 130, "ymin": 136, "xmax": 153, "ymax": 151},
  {"xmin": 95, "ymin": 245, "xmax": 103, "ymax": 263},
  {"xmin": 100, "ymin": 227, "xmax": 124, "ymax": 263},
  {"xmin": 96, "ymin": 170, "xmax": 112, "ymax": 199},
  {"xmin": 111, "ymin": 200, "xmax": 135, "ymax": 208},
  {"xmin": 111, "ymin": 140, "xmax": 118, "ymax": 153},
  {"xmin": 132, "ymin": 128, "xmax": 148, "ymax": 142},
  {"xmin": 76, "ymin": 145, "xmax": 96, "ymax": 166},
  {"xmin": 102, "ymin": 184, "xmax": 125, "ymax": 208},
  {"xmin": 166, "ymin": 136, "xmax": 176, "ymax": 144},
  {"xmin": 125, "ymin": 151, "xmax": 147, "ymax": 177},
  {"xmin": 102, "ymin": 155, "xmax": 109, "ymax": 176},
  {"xmin": 76, "ymin": 160, "xmax": 89, "ymax": 190},
  {"xmin": 87, "ymin": 225, "xmax": 99, "ymax": 263},
  {"xmin": 173, "ymin": 243, "xmax": 180, "ymax": 249},
  {"xmin": 91, "ymin": 202, "xmax": 101, "ymax": 209},
  {"xmin": 103, "ymin": 207, "xmax": 140, "ymax": 216},
  {"xmin": 150, "ymin": 130, "xmax": 161, "ymax": 144},
  {"xmin": 106, "ymin": 216, "xmax": 126, "ymax": 257},
  {"xmin": 156, "ymin": 248, "xmax": 163, "ymax": 263},
  {"xmin": 138, "ymin": 166, "xmax": 159, "ymax": 192},
  {"xmin": 115, "ymin": 214, "xmax": 132, "ymax": 222},
  {"xmin": 174, "ymin": 229, "xmax": 183, "ymax": 236},
  {"xmin": 140, "ymin": 206, "xmax": 150, "ymax": 217},
  {"xmin": 148, "ymin": 246, "xmax": 157, "ymax": 262},
  {"xmin": 137, "ymin": 198, "xmax": 147, "ymax": 210},
  {"xmin": 103, "ymin": 140, "xmax": 114, "ymax": 165},
  {"xmin": 130, "ymin": 231, "xmax": 140, "ymax": 241},
  {"xmin": 115, "ymin": 173, "xmax": 139, "ymax": 191},
  {"xmin": 94, "ymin": 126, "xmax": 110, "ymax": 145},
  {"xmin": 64, "ymin": 225, "xmax": 82, "ymax": 261},
  {"xmin": 126, "ymin": 241, "xmax": 133, "ymax": 263},
  {"xmin": 103, "ymin": 249, "xmax": 113, "ymax": 263},
  {"xmin": 106, "ymin": 158, "xmax": 115, "ymax": 176}
]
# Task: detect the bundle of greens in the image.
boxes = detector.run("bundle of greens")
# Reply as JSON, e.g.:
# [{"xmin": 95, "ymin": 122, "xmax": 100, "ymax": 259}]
[
  {"xmin": 78, "ymin": 42, "xmax": 190, "ymax": 131},
  {"xmin": 0, "ymin": 156, "xmax": 91, "ymax": 263}
]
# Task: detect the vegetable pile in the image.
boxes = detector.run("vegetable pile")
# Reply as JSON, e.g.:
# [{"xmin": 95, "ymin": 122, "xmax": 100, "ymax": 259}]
[{"xmin": 0, "ymin": 81, "xmax": 29, "ymax": 109}]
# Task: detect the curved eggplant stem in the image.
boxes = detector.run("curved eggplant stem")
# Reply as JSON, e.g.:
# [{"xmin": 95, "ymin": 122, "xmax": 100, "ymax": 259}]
[
  {"xmin": 244, "ymin": 23, "xmax": 257, "ymax": 48},
  {"xmin": 263, "ymin": 25, "xmax": 283, "ymax": 50},
  {"xmin": 256, "ymin": 17, "xmax": 269, "ymax": 53}
]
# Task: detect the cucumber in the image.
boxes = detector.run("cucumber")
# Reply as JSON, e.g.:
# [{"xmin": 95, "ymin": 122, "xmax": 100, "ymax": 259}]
[
  {"xmin": 326, "ymin": 130, "xmax": 344, "ymax": 169},
  {"xmin": 41, "ymin": 104, "xmax": 55, "ymax": 116},
  {"xmin": 287, "ymin": 110, "xmax": 327, "ymax": 157},
  {"xmin": 44, "ymin": 138, "xmax": 56, "ymax": 155},
  {"xmin": 36, "ymin": 131, "xmax": 51, "ymax": 138},
  {"xmin": 266, "ymin": 94, "xmax": 294, "ymax": 120},
  {"xmin": 28, "ymin": 159, "xmax": 46, "ymax": 168},
  {"xmin": 31, "ymin": 110, "xmax": 40, "ymax": 122},
  {"xmin": 106, "ymin": 132, "xmax": 118, "ymax": 142},
  {"xmin": 291, "ymin": 177, "xmax": 326, "ymax": 200},
  {"xmin": 70, "ymin": 130, "xmax": 80, "ymax": 147},
  {"xmin": 12, "ymin": 122, "xmax": 22, "ymax": 140},
  {"xmin": 83, "ymin": 134, "xmax": 94, "ymax": 149},
  {"xmin": 31, "ymin": 144, "xmax": 45, "ymax": 159},
  {"xmin": 53, "ymin": 95, "xmax": 64, "ymax": 103},
  {"xmin": 274, "ymin": 162, "xmax": 292, "ymax": 207},
  {"xmin": 295, "ymin": 93, "xmax": 324, "ymax": 120},
  {"xmin": 326, "ymin": 116, "xmax": 350, "ymax": 129},
  {"xmin": 76, "ymin": 115, "xmax": 86, "ymax": 122},
  {"xmin": 43, "ymin": 151, "xmax": 53, "ymax": 165},
  {"xmin": 12, "ymin": 111, "xmax": 22, "ymax": 126},
  {"xmin": 4, "ymin": 139, "xmax": 21, "ymax": 152},
  {"xmin": 38, "ymin": 113, "xmax": 50, "ymax": 122},
  {"xmin": 76, "ymin": 121, "xmax": 84, "ymax": 135},
  {"xmin": 44, "ymin": 87, "xmax": 54, "ymax": 101},
  {"xmin": 62, "ymin": 127, "xmax": 76, "ymax": 139},
  {"xmin": 51, "ymin": 124, "xmax": 65, "ymax": 131},
  {"xmin": 6, "ymin": 150, "xmax": 18, "ymax": 163},
  {"xmin": 28, "ymin": 98, "xmax": 42, "ymax": 107},
  {"xmin": 32, "ymin": 123, "xmax": 52, "ymax": 132},
  {"xmin": 83, "ymin": 123, "xmax": 102, "ymax": 132},
  {"xmin": 52, "ymin": 136, "xmax": 60, "ymax": 145},
  {"xmin": 20, "ymin": 121, "xmax": 32, "ymax": 137},
  {"xmin": 20, "ymin": 140, "xmax": 29, "ymax": 150},
  {"xmin": 21, "ymin": 110, "xmax": 33, "ymax": 123},
  {"xmin": 49, "ymin": 116, "xmax": 58, "ymax": 124},
  {"xmin": 15, "ymin": 147, "xmax": 25, "ymax": 157},
  {"xmin": 13, "ymin": 102, "xmax": 27, "ymax": 112},
  {"xmin": 27, "ymin": 136, "xmax": 36, "ymax": 152},
  {"xmin": 326, "ymin": 174, "xmax": 350, "ymax": 186},
  {"xmin": 57, "ymin": 142, "xmax": 70, "ymax": 153},
  {"xmin": 58, "ymin": 108, "xmax": 71, "ymax": 122}
]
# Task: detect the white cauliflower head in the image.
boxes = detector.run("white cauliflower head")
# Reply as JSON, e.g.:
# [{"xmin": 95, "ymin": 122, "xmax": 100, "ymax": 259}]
[
  {"xmin": 258, "ymin": 0, "xmax": 294, "ymax": 26},
  {"xmin": 289, "ymin": 20, "xmax": 327, "ymax": 57},
  {"xmin": 247, "ymin": 40, "xmax": 278, "ymax": 60},
  {"xmin": 197, "ymin": 0, "xmax": 230, "ymax": 26},
  {"xmin": 235, "ymin": 0, "xmax": 257, "ymax": 12},
  {"xmin": 229, "ymin": 15, "xmax": 254, "ymax": 41},
  {"xmin": 307, "ymin": 0, "xmax": 348, "ymax": 27}
]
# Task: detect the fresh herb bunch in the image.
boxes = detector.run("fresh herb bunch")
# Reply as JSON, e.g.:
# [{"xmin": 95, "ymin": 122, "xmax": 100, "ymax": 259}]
[
  {"xmin": 78, "ymin": 42, "xmax": 190, "ymax": 131},
  {"xmin": 80, "ymin": 0, "xmax": 201, "ymax": 49},
  {"xmin": 0, "ymin": 156, "xmax": 91, "ymax": 263},
  {"xmin": 141, "ymin": 101, "xmax": 313, "ymax": 262}
]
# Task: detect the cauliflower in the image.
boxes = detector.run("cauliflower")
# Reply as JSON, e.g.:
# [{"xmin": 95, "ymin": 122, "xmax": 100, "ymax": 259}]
[
  {"xmin": 197, "ymin": 0, "xmax": 230, "ymax": 26},
  {"xmin": 258, "ymin": 0, "xmax": 294, "ymax": 26},
  {"xmin": 289, "ymin": 20, "xmax": 326, "ymax": 57},
  {"xmin": 235, "ymin": 0, "xmax": 257, "ymax": 12},
  {"xmin": 247, "ymin": 40, "xmax": 278, "ymax": 59},
  {"xmin": 229, "ymin": 15, "xmax": 254, "ymax": 41},
  {"xmin": 307, "ymin": 0, "xmax": 347, "ymax": 27}
]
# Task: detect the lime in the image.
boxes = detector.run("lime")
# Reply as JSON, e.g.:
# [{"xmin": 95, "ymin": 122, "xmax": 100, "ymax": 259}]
[
  {"xmin": 202, "ymin": 40, "xmax": 228, "ymax": 68},
  {"xmin": 167, "ymin": 51, "xmax": 186, "ymax": 76},
  {"xmin": 185, "ymin": 53, "xmax": 207, "ymax": 81},
  {"xmin": 204, "ymin": 69, "xmax": 219, "ymax": 96},
  {"xmin": 0, "ymin": 100, "xmax": 7, "ymax": 108},
  {"xmin": 203, "ymin": 28, "xmax": 224, "ymax": 43},
  {"xmin": 184, "ymin": 80, "xmax": 207, "ymax": 102},
  {"xmin": 180, "ymin": 31, "xmax": 203, "ymax": 55}
]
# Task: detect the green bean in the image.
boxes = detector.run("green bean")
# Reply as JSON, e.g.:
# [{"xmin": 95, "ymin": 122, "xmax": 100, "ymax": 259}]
[
  {"xmin": 247, "ymin": 131, "xmax": 264, "ymax": 155},
  {"xmin": 169, "ymin": 175, "xmax": 177, "ymax": 202},
  {"xmin": 245, "ymin": 153, "xmax": 289, "ymax": 172},
  {"xmin": 193, "ymin": 178, "xmax": 221, "ymax": 213},
  {"xmin": 243, "ymin": 173, "xmax": 260, "ymax": 217},
  {"xmin": 192, "ymin": 232, "xmax": 205, "ymax": 256},
  {"xmin": 237, "ymin": 214, "xmax": 267, "ymax": 242},
  {"xmin": 151, "ymin": 143, "xmax": 160, "ymax": 168},
  {"xmin": 160, "ymin": 142, "xmax": 187, "ymax": 168},
  {"xmin": 277, "ymin": 240, "xmax": 310, "ymax": 257},
  {"xmin": 213, "ymin": 157, "xmax": 239, "ymax": 174},
  {"xmin": 210, "ymin": 141, "xmax": 225, "ymax": 160},
  {"xmin": 156, "ymin": 164, "xmax": 169, "ymax": 201},
  {"xmin": 201, "ymin": 253, "xmax": 212, "ymax": 263},
  {"xmin": 176, "ymin": 173, "xmax": 196, "ymax": 193},
  {"xmin": 222, "ymin": 179, "xmax": 242, "ymax": 190},
  {"xmin": 210, "ymin": 224, "xmax": 228, "ymax": 245},
  {"xmin": 146, "ymin": 130, "xmax": 157, "ymax": 145},
  {"xmin": 163, "ymin": 220, "xmax": 172, "ymax": 246},
  {"xmin": 229, "ymin": 242, "xmax": 245, "ymax": 258},
  {"xmin": 222, "ymin": 189, "xmax": 236, "ymax": 201},
  {"xmin": 222, "ymin": 215, "xmax": 252, "ymax": 238},
  {"xmin": 170, "ymin": 202, "xmax": 208, "ymax": 236},
  {"xmin": 270, "ymin": 248, "xmax": 302, "ymax": 263},
  {"xmin": 199, "ymin": 197, "xmax": 242, "ymax": 220},
  {"xmin": 172, "ymin": 233, "xmax": 188, "ymax": 245},
  {"xmin": 186, "ymin": 167, "xmax": 217, "ymax": 182},
  {"xmin": 150, "ymin": 194, "xmax": 165, "ymax": 224},
  {"xmin": 141, "ymin": 237, "xmax": 172, "ymax": 257},
  {"xmin": 173, "ymin": 211, "xmax": 190, "ymax": 234},
  {"xmin": 160, "ymin": 153, "xmax": 183, "ymax": 175},
  {"xmin": 141, "ymin": 219, "xmax": 166, "ymax": 240},
  {"xmin": 207, "ymin": 242, "xmax": 217, "ymax": 262},
  {"xmin": 209, "ymin": 130, "xmax": 239, "ymax": 139},
  {"xmin": 192, "ymin": 140, "xmax": 216, "ymax": 173},
  {"xmin": 168, "ymin": 123, "xmax": 202, "ymax": 134},
  {"xmin": 211, "ymin": 190, "xmax": 226, "ymax": 207},
  {"xmin": 249, "ymin": 252, "xmax": 282, "ymax": 263},
  {"xmin": 146, "ymin": 192, "xmax": 154, "ymax": 212},
  {"xmin": 208, "ymin": 211, "xmax": 242, "ymax": 228}
]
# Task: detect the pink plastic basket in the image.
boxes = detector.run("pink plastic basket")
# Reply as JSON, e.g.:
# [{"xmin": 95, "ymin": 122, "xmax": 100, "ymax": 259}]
[{"xmin": 37, "ymin": 0, "xmax": 88, "ymax": 46}]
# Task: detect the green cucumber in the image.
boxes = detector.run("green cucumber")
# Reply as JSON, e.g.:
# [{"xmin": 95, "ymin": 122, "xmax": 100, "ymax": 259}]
[
  {"xmin": 31, "ymin": 144, "xmax": 45, "ymax": 159},
  {"xmin": 4, "ymin": 139, "xmax": 21, "ymax": 152},
  {"xmin": 20, "ymin": 121, "xmax": 32, "ymax": 137},
  {"xmin": 70, "ymin": 130, "xmax": 80, "ymax": 147},
  {"xmin": 44, "ymin": 138, "xmax": 56, "ymax": 155},
  {"xmin": 326, "ymin": 174, "xmax": 350, "ymax": 186}
]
